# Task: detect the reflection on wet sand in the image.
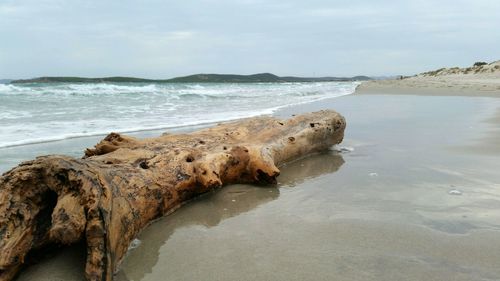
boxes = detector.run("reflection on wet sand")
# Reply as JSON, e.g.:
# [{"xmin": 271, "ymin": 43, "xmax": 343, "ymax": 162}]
[
  {"xmin": 277, "ymin": 151, "xmax": 345, "ymax": 187},
  {"xmin": 115, "ymin": 151, "xmax": 344, "ymax": 281}
]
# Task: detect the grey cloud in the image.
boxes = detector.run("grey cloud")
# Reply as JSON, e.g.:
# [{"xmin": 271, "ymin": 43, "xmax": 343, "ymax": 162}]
[{"xmin": 0, "ymin": 0, "xmax": 499, "ymax": 78}]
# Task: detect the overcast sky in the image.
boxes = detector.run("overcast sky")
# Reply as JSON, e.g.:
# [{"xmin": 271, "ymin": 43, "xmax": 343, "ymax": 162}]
[{"xmin": 1, "ymin": 0, "xmax": 499, "ymax": 79}]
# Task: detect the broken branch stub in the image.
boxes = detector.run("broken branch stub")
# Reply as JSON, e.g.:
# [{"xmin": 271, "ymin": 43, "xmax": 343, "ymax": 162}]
[{"xmin": 0, "ymin": 110, "xmax": 346, "ymax": 281}]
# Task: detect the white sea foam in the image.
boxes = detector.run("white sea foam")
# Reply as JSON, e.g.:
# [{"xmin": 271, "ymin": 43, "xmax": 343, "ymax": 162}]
[
  {"xmin": 0, "ymin": 84, "xmax": 24, "ymax": 93},
  {"xmin": 0, "ymin": 81, "xmax": 358, "ymax": 148}
]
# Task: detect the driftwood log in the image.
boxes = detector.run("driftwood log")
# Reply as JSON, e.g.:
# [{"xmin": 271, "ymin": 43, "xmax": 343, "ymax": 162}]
[{"xmin": 0, "ymin": 110, "xmax": 346, "ymax": 281}]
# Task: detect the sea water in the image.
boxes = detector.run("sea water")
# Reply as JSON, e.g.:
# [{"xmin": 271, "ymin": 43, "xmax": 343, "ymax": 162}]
[{"xmin": 0, "ymin": 81, "xmax": 357, "ymax": 172}]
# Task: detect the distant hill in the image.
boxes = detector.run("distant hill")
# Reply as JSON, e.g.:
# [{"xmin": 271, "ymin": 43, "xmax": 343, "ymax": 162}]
[
  {"xmin": 11, "ymin": 73, "xmax": 372, "ymax": 84},
  {"xmin": 166, "ymin": 73, "xmax": 283, "ymax": 83},
  {"xmin": 167, "ymin": 73, "xmax": 371, "ymax": 83},
  {"xmin": 0, "ymin": 79, "xmax": 12, "ymax": 84}
]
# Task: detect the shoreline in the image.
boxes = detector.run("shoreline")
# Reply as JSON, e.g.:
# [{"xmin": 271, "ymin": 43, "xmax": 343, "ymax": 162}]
[{"xmin": 11, "ymin": 73, "xmax": 500, "ymax": 157}]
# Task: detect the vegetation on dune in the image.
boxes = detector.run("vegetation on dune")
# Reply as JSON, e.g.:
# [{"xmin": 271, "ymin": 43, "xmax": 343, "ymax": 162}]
[{"xmin": 419, "ymin": 60, "xmax": 500, "ymax": 77}]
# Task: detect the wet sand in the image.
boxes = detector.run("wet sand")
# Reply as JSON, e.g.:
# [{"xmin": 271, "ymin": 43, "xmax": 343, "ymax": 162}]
[
  {"xmin": 461, "ymin": 108, "xmax": 500, "ymax": 155},
  {"xmin": 11, "ymin": 92, "xmax": 500, "ymax": 281}
]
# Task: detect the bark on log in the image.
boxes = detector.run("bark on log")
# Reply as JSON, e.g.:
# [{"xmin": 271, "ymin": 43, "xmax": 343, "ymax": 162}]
[{"xmin": 0, "ymin": 110, "xmax": 346, "ymax": 281}]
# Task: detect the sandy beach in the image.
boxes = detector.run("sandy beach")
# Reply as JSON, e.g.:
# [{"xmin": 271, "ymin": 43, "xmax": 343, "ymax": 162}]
[
  {"xmin": 357, "ymin": 61, "xmax": 500, "ymax": 97},
  {"xmin": 12, "ymin": 83, "xmax": 500, "ymax": 281}
]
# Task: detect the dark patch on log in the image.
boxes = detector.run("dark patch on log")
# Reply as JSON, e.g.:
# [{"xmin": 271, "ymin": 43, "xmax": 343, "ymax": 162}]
[{"xmin": 139, "ymin": 161, "xmax": 149, "ymax": 169}]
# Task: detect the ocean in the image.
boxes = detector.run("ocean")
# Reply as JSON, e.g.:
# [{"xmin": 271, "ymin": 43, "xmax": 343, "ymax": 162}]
[{"xmin": 0, "ymin": 81, "xmax": 358, "ymax": 172}]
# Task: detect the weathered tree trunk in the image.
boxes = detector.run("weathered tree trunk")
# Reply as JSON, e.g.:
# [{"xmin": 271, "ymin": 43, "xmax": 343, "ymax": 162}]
[{"xmin": 0, "ymin": 110, "xmax": 345, "ymax": 281}]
